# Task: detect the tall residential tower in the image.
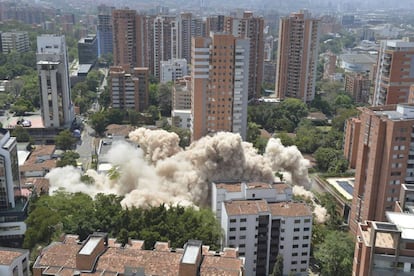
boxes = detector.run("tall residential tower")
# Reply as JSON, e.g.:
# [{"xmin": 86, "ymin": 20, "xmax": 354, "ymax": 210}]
[
  {"xmin": 345, "ymin": 104, "xmax": 414, "ymax": 234},
  {"xmin": 191, "ymin": 33, "xmax": 249, "ymax": 141},
  {"xmin": 372, "ymin": 40, "xmax": 414, "ymax": 106},
  {"xmin": 275, "ymin": 10, "xmax": 320, "ymax": 103}
]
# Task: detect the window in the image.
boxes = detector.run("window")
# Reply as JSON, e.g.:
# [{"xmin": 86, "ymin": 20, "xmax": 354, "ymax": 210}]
[
  {"xmin": 294, "ymin": 228, "xmax": 300, "ymax": 232},
  {"xmin": 292, "ymin": 252, "xmax": 298, "ymax": 256},
  {"xmin": 293, "ymin": 244, "xmax": 299, "ymax": 248},
  {"xmin": 240, "ymin": 235, "xmax": 246, "ymax": 239},
  {"xmin": 304, "ymin": 227, "xmax": 310, "ymax": 231},
  {"xmin": 291, "ymin": 261, "xmax": 297, "ymax": 265},
  {"xmin": 229, "ymin": 236, "xmax": 236, "ymax": 240},
  {"xmin": 230, "ymin": 219, "xmax": 236, "ymax": 223},
  {"xmin": 240, "ymin": 227, "xmax": 246, "ymax": 231},
  {"xmin": 239, "ymin": 244, "xmax": 245, "ymax": 248},
  {"xmin": 301, "ymin": 260, "xmax": 307, "ymax": 264},
  {"xmin": 303, "ymin": 236, "xmax": 309, "ymax": 240},
  {"xmin": 301, "ymin": 252, "xmax": 308, "ymax": 256},
  {"xmin": 280, "ymin": 245, "xmax": 284, "ymax": 249},
  {"xmin": 293, "ymin": 236, "xmax": 299, "ymax": 240},
  {"xmin": 304, "ymin": 219, "xmax": 311, "ymax": 223},
  {"xmin": 230, "ymin": 227, "xmax": 236, "ymax": 231},
  {"xmin": 294, "ymin": 219, "xmax": 301, "ymax": 223},
  {"xmin": 302, "ymin": 244, "xmax": 309, "ymax": 248},
  {"xmin": 240, "ymin": 218, "xmax": 247, "ymax": 222}
]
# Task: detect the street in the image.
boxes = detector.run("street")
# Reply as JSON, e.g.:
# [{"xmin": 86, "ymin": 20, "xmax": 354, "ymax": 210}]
[{"xmin": 75, "ymin": 122, "xmax": 95, "ymax": 170}]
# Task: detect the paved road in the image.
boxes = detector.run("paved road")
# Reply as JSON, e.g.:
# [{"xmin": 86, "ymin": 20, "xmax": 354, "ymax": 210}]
[{"xmin": 75, "ymin": 123, "xmax": 95, "ymax": 170}]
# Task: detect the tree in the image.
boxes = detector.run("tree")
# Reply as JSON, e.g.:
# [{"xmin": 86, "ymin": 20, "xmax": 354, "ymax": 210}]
[
  {"xmin": 57, "ymin": 151, "xmax": 80, "ymax": 167},
  {"xmin": 98, "ymin": 86, "xmax": 111, "ymax": 109},
  {"xmin": 247, "ymin": 122, "xmax": 261, "ymax": 143},
  {"xmin": 89, "ymin": 111, "xmax": 108, "ymax": 136},
  {"xmin": 314, "ymin": 231, "xmax": 354, "ymax": 276},
  {"xmin": 271, "ymin": 254, "xmax": 284, "ymax": 276},
  {"xmin": 314, "ymin": 147, "xmax": 348, "ymax": 173},
  {"xmin": 331, "ymin": 108, "xmax": 359, "ymax": 131},
  {"xmin": 158, "ymin": 83, "xmax": 173, "ymax": 117},
  {"xmin": 107, "ymin": 108, "xmax": 125, "ymax": 124},
  {"xmin": 279, "ymin": 98, "xmax": 308, "ymax": 126},
  {"xmin": 11, "ymin": 126, "xmax": 31, "ymax": 142},
  {"xmin": 86, "ymin": 70, "xmax": 102, "ymax": 91},
  {"xmin": 10, "ymin": 98, "xmax": 34, "ymax": 115},
  {"xmin": 117, "ymin": 228, "xmax": 129, "ymax": 246},
  {"xmin": 55, "ymin": 130, "xmax": 76, "ymax": 151}
]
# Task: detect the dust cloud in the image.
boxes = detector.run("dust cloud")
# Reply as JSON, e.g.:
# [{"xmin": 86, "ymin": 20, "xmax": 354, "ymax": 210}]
[{"xmin": 47, "ymin": 128, "xmax": 325, "ymax": 220}]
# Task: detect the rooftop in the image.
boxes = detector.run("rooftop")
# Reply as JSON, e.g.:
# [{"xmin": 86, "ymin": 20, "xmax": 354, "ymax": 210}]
[
  {"xmin": 268, "ymin": 202, "xmax": 312, "ymax": 217},
  {"xmin": 386, "ymin": 212, "xmax": 414, "ymax": 240},
  {"xmin": 340, "ymin": 53, "xmax": 377, "ymax": 64},
  {"xmin": 34, "ymin": 234, "xmax": 243, "ymax": 275},
  {"xmin": 224, "ymin": 199, "xmax": 269, "ymax": 216},
  {"xmin": 215, "ymin": 182, "xmax": 242, "ymax": 193},
  {"xmin": 0, "ymin": 247, "xmax": 28, "ymax": 265}
]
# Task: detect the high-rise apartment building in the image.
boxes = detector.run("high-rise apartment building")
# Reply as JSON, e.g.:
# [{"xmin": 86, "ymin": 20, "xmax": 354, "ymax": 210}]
[
  {"xmin": 224, "ymin": 11, "xmax": 264, "ymax": 99},
  {"xmin": 78, "ymin": 34, "xmax": 98, "ymax": 65},
  {"xmin": 206, "ymin": 15, "xmax": 225, "ymax": 34},
  {"xmin": 372, "ymin": 40, "xmax": 414, "ymax": 106},
  {"xmin": 37, "ymin": 35, "xmax": 74, "ymax": 128},
  {"xmin": 212, "ymin": 182, "xmax": 311, "ymax": 275},
  {"xmin": 0, "ymin": 31, "xmax": 30, "ymax": 53},
  {"xmin": 0, "ymin": 128, "xmax": 27, "ymax": 247},
  {"xmin": 174, "ymin": 13, "xmax": 206, "ymax": 63},
  {"xmin": 344, "ymin": 73, "xmax": 371, "ymax": 104},
  {"xmin": 109, "ymin": 66, "xmax": 149, "ymax": 112},
  {"xmin": 191, "ymin": 33, "xmax": 250, "ymax": 141},
  {"xmin": 112, "ymin": 9, "xmax": 149, "ymax": 70},
  {"xmin": 346, "ymin": 104, "xmax": 414, "ymax": 235},
  {"xmin": 151, "ymin": 15, "xmax": 175, "ymax": 79},
  {"xmin": 353, "ymin": 184, "xmax": 414, "ymax": 276},
  {"xmin": 276, "ymin": 10, "xmax": 320, "ymax": 103},
  {"xmin": 221, "ymin": 200, "xmax": 312, "ymax": 275},
  {"xmin": 112, "ymin": 9, "xmax": 138, "ymax": 69},
  {"xmin": 172, "ymin": 76, "xmax": 192, "ymax": 129},
  {"xmin": 97, "ymin": 5, "xmax": 114, "ymax": 57}
]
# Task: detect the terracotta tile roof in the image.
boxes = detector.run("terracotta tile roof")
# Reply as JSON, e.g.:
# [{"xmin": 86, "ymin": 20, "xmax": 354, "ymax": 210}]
[
  {"xmin": 31, "ymin": 145, "xmax": 56, "ymax": 156},
  {"xmin": 19, "ymin": 159, "xmax": 57, "ymax": 173},
  {"xmin": 34, "ymin": 234, "xmax": 244, "ymax": 276},
  {"xmin": 268, "ymin": 202, "xmax": 312, "ymax": 217},
  {"xmin": 215, "ymin": 182, "xmax": 242, "ymax": 192},
  {"xmin": 95, "ymin": 248, "xmax": 182, "ymax": 275},
  {"xmin": 105, "ymin": 124, "xmax": 135, "ymax": 137},
  {"xmin": 224, "ymin": 199, "xmax": 269, "ymax": 216},
  {"xmin": 247, "ymin": 182, "xmax": 273, "ymax": 189},
  {"xmin": 37, "ymin": 242, "xmax": 81, "ymax": 268},
  {"xmin": 0, "ymin": 247, "xmax": 27, "ymax": 265},
  {"xmin": 22, "ymin": 177, "xmax": 50, "ymax": 194},
  {"xmin": 200, "ymin": 255, "xmax": 244, "ymax": 276},
  {"xmin": 271, "ymin": 183, "xmax": 290, "ymax": 193}
]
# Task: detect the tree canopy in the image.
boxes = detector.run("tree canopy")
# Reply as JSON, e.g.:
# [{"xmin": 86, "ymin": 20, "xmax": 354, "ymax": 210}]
[
  {"xmin": 24, "ymin": 192, "xmax": 222, "ymax": 251},
  {"xmin": 55, "ymin": 129, "xmax": 77, "ymax": 151},
  {"xmin": 314, "ymin": 231, "xmax": 354, "ymax": 276}
]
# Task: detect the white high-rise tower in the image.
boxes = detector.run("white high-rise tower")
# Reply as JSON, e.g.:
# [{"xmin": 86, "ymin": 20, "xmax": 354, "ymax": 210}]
[{"xmin": 37, "ymin": 35, "xmax": 74, "ymax": 128}]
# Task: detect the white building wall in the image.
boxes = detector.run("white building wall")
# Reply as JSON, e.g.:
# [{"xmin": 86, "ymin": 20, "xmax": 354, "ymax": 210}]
[
  {"xmin": 160, "ymin": 59, "xmax": 188, "ymax": 83},
  {"xmin": 233, "ymin": 39, "xmax": 249, "ymax": 140},
  {"xmin": 225, "ymin": 213, "xmax": 258, "ymax": 275},
  {"xmin": 0, "ymin": 250, "xmax": 29, "ymax": 276},
  {"xmin": 37, "ymin": 35, "xmax": 73, "ymax": 128},
  {"xmin": 279, "ymin": 215, "xmax": 312, "ymax": 275},
  {"xmin": 171, "ymin": 109, "xmax": 191, "ymax": 129}
]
